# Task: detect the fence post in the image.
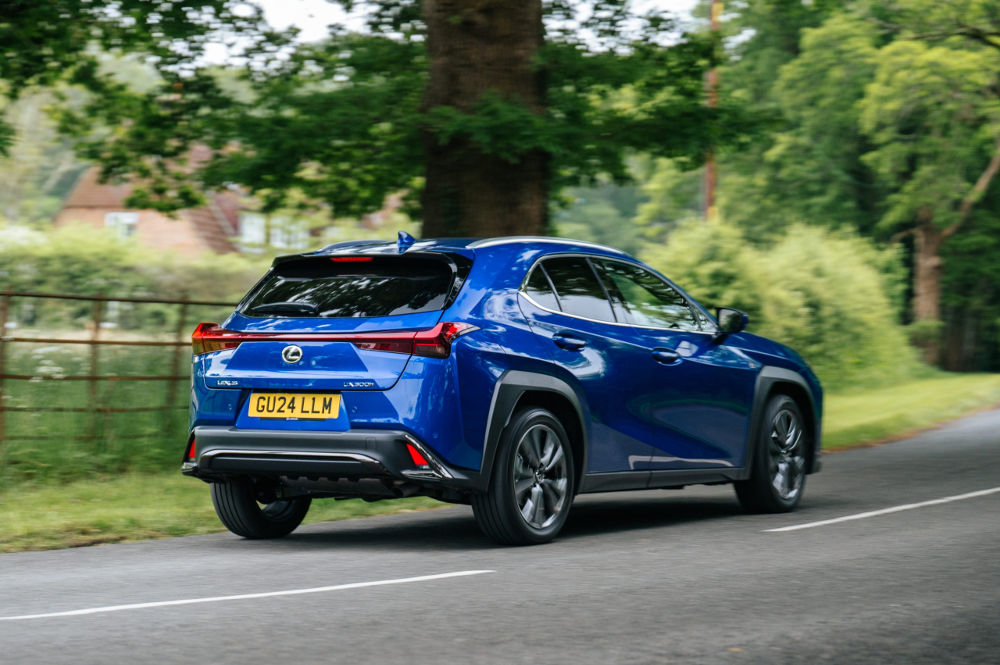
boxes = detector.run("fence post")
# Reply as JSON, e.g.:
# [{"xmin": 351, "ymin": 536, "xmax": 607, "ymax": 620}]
[
  {"xmin": 0, "ymin": 292, "xmax": 10, "ymax": 453},
  {"xmin": 88, "ymin": 295, "xmax": 104, "ymax": 442},
  {"xmin": 165, "ymin": 296, "xmax": 189, "ymax": 418}
]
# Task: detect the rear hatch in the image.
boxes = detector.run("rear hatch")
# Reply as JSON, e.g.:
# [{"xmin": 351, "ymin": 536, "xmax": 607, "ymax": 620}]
[{"xmin": 197, "ymin": 253, "xmax": 472, "ymax": 392}]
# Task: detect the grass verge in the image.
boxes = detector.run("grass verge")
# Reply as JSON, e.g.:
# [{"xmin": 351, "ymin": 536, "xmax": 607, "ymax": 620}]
[
  {"xmin": 2, "ymin": 372, "xmax": 999, "ymax": 553},
  {"xmin": 822, "ymin": 372, "xmax": 1000, "ymax": 450},
  {"xmin": 0, "ymin": 474, "xmax": 443, "ymax": 553}
]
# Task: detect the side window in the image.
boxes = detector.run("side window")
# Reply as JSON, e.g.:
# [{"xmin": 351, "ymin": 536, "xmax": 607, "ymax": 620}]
[
  {"xmin": 596, "ymin": 260, "xmax": 702, "ymax": 331},
  {"xmin": 542, "ymin": 257, "xmax": 616, "ymax": 323},
  {"xmin": 523, "ymin": 264, "xmax": 560, "ymax": 311}
]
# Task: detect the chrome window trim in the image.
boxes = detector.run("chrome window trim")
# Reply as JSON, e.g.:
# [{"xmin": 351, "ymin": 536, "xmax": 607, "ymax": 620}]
[
  {"xmin": 469, "ymin": 236, "xmax": 627, "ymax": 254},
  {"xmin": 519, "ymin": 253, "xmax": 720, "ymax": 336}
]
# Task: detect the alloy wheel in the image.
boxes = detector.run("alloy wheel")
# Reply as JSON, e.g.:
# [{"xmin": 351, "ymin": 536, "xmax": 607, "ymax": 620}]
[
  {"xmin": 768, "ymin": 407, "xmax": 805, "ymax": 502},
  {"xmin": 513, "ymin": 423, "xmax": 569, "ymax": 530}
]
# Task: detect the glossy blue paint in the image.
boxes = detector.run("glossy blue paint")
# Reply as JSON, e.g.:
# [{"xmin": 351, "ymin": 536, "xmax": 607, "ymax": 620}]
[{"xmin": 188, "ymin": 235, "xmax": 823, "ymax": 488}]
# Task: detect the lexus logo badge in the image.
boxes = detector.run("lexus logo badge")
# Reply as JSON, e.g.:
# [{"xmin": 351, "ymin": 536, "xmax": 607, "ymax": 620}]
[{"xmin": 281, "ymin": 345, "xmax": 303, "ymax": 364}]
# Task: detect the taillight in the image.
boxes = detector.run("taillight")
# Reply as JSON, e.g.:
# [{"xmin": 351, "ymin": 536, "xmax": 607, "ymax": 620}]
[
  {"xmin": 412, "ymin": 322, "xmax": 478, "ymax": 358},
  {"xmin": 189, "ymin": 321, "xmax": 477, "ymax": 358},
  {"xmin": 192, "ymin": 323, "xmax": 243, "ymax": 355}
]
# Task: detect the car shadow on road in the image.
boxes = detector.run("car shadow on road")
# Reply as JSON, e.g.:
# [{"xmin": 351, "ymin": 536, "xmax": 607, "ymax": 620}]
[
  {"xmin": 561, "ymin": 495, "xmax": 744, "ymax": 540},
  {"xmin": 211, "ymin": 492, "xmax": 804, "ymax": 552},
  {"xmin": 258, "ymin": 506, "xmax": 491, "ymax": 552}
]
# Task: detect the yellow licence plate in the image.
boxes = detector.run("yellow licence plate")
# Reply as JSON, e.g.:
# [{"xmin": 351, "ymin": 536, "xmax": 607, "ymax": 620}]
[{"xmin": 248, "ymin": 393, "xmax": 340, "ymax": 420}]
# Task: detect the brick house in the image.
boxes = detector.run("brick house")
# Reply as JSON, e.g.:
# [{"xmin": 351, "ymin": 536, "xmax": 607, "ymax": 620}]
[{"xmin": 54, "ymin": 167, "xmax": 241, "ymax": 256}]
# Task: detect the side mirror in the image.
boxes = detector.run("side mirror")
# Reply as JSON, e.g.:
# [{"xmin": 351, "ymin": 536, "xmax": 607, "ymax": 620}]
[{"xmin": 714, "ymin": 307, "xmax": 749, "ymax": 341}]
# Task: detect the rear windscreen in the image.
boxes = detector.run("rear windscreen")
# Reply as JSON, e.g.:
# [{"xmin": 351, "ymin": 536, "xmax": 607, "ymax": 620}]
[{"xmin": 241, "ymin": 255, "xmax": 467, "ymax": 318}]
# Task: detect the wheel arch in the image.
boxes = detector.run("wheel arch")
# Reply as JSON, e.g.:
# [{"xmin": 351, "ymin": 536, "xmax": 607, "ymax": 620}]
[
  {"xmin": 749, "ymin": 367, "xmax": 822, "ymax": 474},
  {"xmin": 481, "ymin": 371, "xmax": 589, "ymax": 494}
]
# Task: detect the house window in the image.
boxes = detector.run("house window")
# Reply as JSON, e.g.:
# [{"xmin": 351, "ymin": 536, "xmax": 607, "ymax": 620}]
[
  {"xmin": 238, "ymin": 213, "xmax": 309, "ymax": 252},
  {"xmin": 105, "ymin": 212, "xmax": 139, "ymax": 239}
]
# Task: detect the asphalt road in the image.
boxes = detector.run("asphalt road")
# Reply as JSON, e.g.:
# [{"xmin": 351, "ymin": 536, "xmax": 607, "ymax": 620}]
[{"xmin": 2, "ymin": 410, "xmax": 999, "ymax": 665}]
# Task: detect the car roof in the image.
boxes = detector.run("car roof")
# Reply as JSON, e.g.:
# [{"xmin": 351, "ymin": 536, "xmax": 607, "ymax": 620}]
[{"xmin": 311, "ymin": 235, "xmax": 629, "ymax": 257}]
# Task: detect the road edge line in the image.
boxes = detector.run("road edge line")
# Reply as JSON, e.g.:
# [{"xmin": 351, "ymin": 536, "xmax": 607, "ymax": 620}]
[{"xmin": 765, "ymin": 487, "xmax": 1000, "ymax": 533}]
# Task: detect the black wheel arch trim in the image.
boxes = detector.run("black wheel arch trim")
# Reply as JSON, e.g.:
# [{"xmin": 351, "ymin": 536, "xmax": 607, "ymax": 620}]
[
  {"xmin": 748, "ymin": 366, "xmax": 822, "ymax": 474},
  {"xmin": 480, "ymin": 370, "xmax": 590, "ymax": 493}
]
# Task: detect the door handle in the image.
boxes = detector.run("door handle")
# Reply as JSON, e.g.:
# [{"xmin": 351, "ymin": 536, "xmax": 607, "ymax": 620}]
[
  {"xmin": 552, "ymin": 333, "xmax": 587, "ymax": 351},
  {"xmin": 652, "ymin": 348, "xmax": 680, "ymax": 364}
]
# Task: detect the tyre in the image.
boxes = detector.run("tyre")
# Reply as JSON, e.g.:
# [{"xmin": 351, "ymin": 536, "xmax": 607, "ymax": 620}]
[
  {"xmin": 210, "ymin": 477, "xmax": 311, "ymax": 539},
  {"xmin": 472, "ymin": 407, "xmax": 575, "ymax": 545},
  {"xmin": 735, "ymin": 394, "xmax": 808, "ymax": 513}
]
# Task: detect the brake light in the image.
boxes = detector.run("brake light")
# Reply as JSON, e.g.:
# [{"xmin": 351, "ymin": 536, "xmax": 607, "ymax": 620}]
[
  {"xmin": 189, "ymin": 321, "xmax": 478, "ymax": 358},
  {"xmin": 330, "ymin": 256, "xmax": 374, "ymax": 263},
  {"xmin": 192, "ymin": 323, "xmax": 243, "ymax": 355}
]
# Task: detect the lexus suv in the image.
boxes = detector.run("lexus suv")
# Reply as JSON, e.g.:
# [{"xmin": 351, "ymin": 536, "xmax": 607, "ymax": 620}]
[{"xmin": 183, "ymin": 234, "xmax": 822, "ymax": 545}]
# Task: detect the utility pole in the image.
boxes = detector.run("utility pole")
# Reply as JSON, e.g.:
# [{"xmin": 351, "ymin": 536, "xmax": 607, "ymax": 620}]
[{"xmin": 704, "ymin": 0, "xmax": 722, "ymax": 221}]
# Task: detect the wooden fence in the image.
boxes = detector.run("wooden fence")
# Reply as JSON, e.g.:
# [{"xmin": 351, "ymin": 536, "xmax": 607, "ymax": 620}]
[{"xmin": 0, "ymin": 290, "xmax": 235, "ymax": 445}]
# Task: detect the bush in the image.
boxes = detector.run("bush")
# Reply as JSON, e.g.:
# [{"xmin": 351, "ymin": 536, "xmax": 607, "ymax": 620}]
[
  {"xmin": 643, "ymin": 219, "xmax": 921, "ymax": 390},
  {"xmin": 0, "ymin": 223, "xmax": 269, "ymax": 330}
]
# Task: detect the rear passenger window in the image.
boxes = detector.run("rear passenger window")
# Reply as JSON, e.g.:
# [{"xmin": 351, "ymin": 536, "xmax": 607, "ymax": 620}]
[
  {"xmin": 524, "ymin": 265, "xmax": 560, "ymax": 311},
  {"xmin": 541, "ymin": 257, "xmax": 616, "ymax": 323}
]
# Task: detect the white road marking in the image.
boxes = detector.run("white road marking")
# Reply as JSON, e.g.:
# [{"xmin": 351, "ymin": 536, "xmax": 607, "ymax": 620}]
[
  {"xmin": 766, "ymin": 486, "xmax": 1000, "ymax": 533},
  {"xmin": 0, "ymin": 570, "xmax": 495, "ymax": 622}
]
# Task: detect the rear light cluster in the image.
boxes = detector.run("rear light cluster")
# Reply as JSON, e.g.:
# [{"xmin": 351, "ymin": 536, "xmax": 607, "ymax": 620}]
[{"xmin": 191, "ymin": 321, "xmax": 478, "ymax": 359}]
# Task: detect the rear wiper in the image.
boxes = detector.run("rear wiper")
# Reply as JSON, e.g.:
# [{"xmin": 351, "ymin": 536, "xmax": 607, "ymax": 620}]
[{"xmin": 250, "ymin": 302, "xmax": 319, "ymax": 315}]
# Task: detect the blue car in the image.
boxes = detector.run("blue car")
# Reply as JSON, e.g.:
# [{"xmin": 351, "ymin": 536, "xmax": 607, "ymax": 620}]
[{"xmin": 183, "ymin": 234, "xmax": 822, "ymax": 545}]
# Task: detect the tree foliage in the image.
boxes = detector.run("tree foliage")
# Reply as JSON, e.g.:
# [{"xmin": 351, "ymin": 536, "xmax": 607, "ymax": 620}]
[
  {"xmin": 0, "ymin": 0, "xmax": 287, "ymax": 156},
  {"xmin": 710, "ymin": 0, "xmax": 1000, "ymax": 369},
  {"xmin": 2, "ymin": 1, "xmax": 761, "ymax": 235},
  {"xmin": 859, "ymin": 40, "xmax": 1000, "ymax": 234}
]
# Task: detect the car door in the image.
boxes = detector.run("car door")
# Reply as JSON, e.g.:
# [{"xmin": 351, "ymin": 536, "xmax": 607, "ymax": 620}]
[
  {"xmin": 592, "ymin": 259, "xmax": 759, "ymax": 471},
  {"xmin": 518, "ymin": 255, "xmax": 657, "ymax": 476}
]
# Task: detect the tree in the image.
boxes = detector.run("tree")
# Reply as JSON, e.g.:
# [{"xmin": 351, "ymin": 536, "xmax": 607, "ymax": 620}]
[
  {"xmin": 419, "ymin": 0, "xmax": 547, "ymax": 236},
  {"xmin": 9, "ymin": 1, "xmax": 755, "ymax": 237},
  {"xmin": 710, "ymin": 0, "xmax": 1000, "ymax": 369},
  {"xmin": 858, "ymin": 39, "xmax": 1000, "ymax": 359},
  {"xmin": 709, "ymin": 0, "xmax": 853, "ymax": 236}
]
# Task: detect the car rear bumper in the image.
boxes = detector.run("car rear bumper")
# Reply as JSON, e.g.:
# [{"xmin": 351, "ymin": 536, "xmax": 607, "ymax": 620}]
[{"xmin": 183, "ymin": 426, "xmax": 483, "ymax": 492}]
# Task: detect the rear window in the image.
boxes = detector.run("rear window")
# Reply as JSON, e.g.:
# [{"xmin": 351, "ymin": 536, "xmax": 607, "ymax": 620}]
[{"xmin": 241, "ymin": 255, "xmax": 469, "ymax": 318}]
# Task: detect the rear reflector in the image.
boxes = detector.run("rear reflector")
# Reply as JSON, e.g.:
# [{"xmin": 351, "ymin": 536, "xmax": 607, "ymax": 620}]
[
  {"xmin": 185, "ymin": 438, "xmax": 197, "ymax": 462},
  {"xmin": 406, "ymin": 443, "xmax": 430, "ymax": 467},
  {"xmin": 191, "ymin": 321, "xmax": 478, "ymax": 358}
]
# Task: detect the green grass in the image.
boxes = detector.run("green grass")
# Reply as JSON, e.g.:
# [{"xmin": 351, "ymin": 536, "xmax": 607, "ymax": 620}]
[
  {"xmin": 2, "ymin": 372, "xmax": 999, "ymax": 554},
  {"xmin": 823, "ymin": 372, "xmax": 1000, "ymax": 449},
  {"xmin": 0, "ymin": 473, "xmax": 445, "ymax": 553}
]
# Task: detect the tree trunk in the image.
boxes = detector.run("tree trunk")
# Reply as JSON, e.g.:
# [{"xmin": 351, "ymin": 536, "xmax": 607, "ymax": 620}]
[
  {"xmin": 420, "ymin": 0, "xmax": 547, "ymax": 238},
  {"xmin": 913, "ymin": 212, "xmax": 943, "ymax": 364}
]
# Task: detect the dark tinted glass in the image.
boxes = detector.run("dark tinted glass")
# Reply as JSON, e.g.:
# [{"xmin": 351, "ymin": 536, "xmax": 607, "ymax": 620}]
[
  {"xmin": 596, "ymin": 260, "xmax": 701, "ymax": 331},
  {"xmin": 543, "ymin": 257, "xmax": 615, "ymax": 322},
  {"xmin": 243, "ymin": 256, "xmax": 459, "ymax": 318},
  {"xmin": 523, "ymin": 265, "xmax": 560, "ymax": 311}
]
